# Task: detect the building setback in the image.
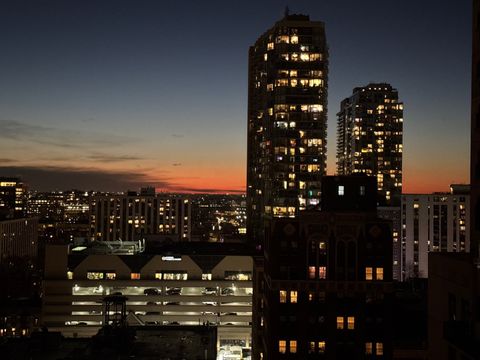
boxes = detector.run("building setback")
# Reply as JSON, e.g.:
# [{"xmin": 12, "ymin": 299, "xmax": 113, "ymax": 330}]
[
  {"xmin": 90, "ymin": 191, "xmax": 191, "ymax": 242},
  {"xmin": 401, "ymin": 186, "xmax": 470, "ymax": 280},
  {"xmin": 247, "ymin": 13, "xmax": 328, "ymax": 244},
  {"xmin": 253, "ymin": 176, "xmax": 393, "ymax": 359},
  {"xmin": 337, "ymin": 84, "xmax": 403, "ymax": 206}
]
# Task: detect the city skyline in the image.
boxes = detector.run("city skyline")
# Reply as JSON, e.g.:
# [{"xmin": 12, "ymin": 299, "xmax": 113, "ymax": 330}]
[{"xmin": 0, "ymin": 0, "xmax": 471, "ymax": 193}]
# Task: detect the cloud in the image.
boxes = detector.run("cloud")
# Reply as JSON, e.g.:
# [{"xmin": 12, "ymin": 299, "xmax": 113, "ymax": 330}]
[
  {"xmin": 0, "ymin": 158, "xmax": 15, "ymax": 164},
  {"xmin": 171, "ymin": 134, "xmax": 184, "ymax": 138},
  {"xmin": 87, "ymin": 153, "xmax": 144, "ymax": 162},
  {"xmin": 0, "ymin": 119, "xmax": 133, "ymax": 150},
  {"xmin": 172, "ymin": 163, "xmax": 182, "ymax": 166},
  {"xmin": 0, "ymin": 165, "xmax": 174, "ymax": 192}
]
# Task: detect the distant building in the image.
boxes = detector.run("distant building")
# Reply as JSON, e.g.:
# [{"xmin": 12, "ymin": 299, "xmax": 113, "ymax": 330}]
[
  {"xmin": 401, "ymin": 185, "xmax": 470, "ymax": 280},
  {"xmin": 0, "ymin": 217, "xmax": 38, "ymax": 264},
  {"xmin": 0, "ymin": 217, "xmax": 39, "ymax": 299},
  {"xmin": 337, "ymin": 84, "xmax": 403, "ymax": 206},
  {"xmin": 253, "ymin": 176, "xmax": 393, "ymax": 359},
  {"xmin": 247, "ymin": 13, "xmax": 328, "ymax": 245},
  {"xmin": 0, "ymin": 177, "xmax": 26, "ymax": 220},
  {"xmin": 42, "ymin": 242, "xmax": 253, "ymax": 353},
  {"xmin": 90, "ymin": 191, "xmax": 191, "ymax": 242}
]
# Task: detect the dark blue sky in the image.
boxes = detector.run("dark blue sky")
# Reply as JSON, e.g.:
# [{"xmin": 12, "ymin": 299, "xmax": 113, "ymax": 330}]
[{"xmin": 0, "ymin": 0, "xmax": 472, "ymax": 192}]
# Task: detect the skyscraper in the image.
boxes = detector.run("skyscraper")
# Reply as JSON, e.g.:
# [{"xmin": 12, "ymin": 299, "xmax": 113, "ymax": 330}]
[
  {"xmin": 247, "ymin": 12, "xmax": 328, "ymax": 244},
  {"xmin": 337, "ymin": 84, "xmax": 403, "ymax": 206}
]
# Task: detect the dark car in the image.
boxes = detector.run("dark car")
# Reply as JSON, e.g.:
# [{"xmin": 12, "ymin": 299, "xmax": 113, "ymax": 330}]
[
  {"xmin": 221, "ymin": 288, "xmax": 234, "ymax": 296},
  {"xmin": 166, "ymin": 287, "xmax": 181, "ymax": 295},
  {"xmin": 144, "ymin": 288, "xmax": 160, "ymax": 295}
]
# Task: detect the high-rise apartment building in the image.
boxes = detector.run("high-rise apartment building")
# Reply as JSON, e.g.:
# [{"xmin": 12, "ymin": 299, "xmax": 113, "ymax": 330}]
[
  {"xmin": 337, "ymin": 84, "xmax": 403, "ymax": 206},
  {"xmin": 401, "ymin": 185, "xmax": 470, "ymax": 280},
  {"xmin": 247, "ymin": 13, "xmax": 328, "ymax": 244},
  {"xmin": 90, "ymin": 191, "xmax": 191, "ymax": 242}
]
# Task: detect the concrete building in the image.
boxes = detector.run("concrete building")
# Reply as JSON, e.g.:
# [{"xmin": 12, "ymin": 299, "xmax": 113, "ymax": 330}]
[
  {"xmin": 90, "ymin": 191, "xmax": 191, "ymax": 242},
  {"xmin": 336, "ymin": 84, "xmax": 403, "ymax": 206},
  {"xmin": 253, "ymin": 176, "xmax": 394, "ymax": 359},
  {"xmin": 247, "ymin": 12, "xmax": 328, "ymax": 245},
  {"xmin": 401, "ymin": 185, "xmax": 470, "ymax": 280},
  {"xmin": 42, "ymin": 242, "xmax": 253, "ymax": 354}
]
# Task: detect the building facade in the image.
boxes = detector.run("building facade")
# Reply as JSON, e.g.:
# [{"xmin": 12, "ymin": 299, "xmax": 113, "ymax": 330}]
[
  {"xmin": 336, "ymin": 84, "xmax": 403, "ymax": 206},
  {"xmin": 247, "ymin": 13, "xmax": 328, "ymax": 244},
  {"xmin": 0, "ymin": 177, "xmax": 26, "ymax": 220},
  {"xmin": 42, "ymin": 243, "xmax": 253, "ymax": 354},
  {"xmin": 401, "ymin": 186, "xmax": 470, "ymax": 280},
  {"xmin": 253, "ymin": 176, "xmax": 393, "ymax": 359},
  {"xmin": 90, "ymin": 192, "xmax": 191, "ymax": 242}
]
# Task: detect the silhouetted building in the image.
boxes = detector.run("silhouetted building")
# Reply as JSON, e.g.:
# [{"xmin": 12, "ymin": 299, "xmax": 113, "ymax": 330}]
[
  {"xmin": 90, "ymin": 192, "xmax": 191, "ymax": 241},
  {"xmin": 253, "ymin": 176, "xmax": 393, "ymax": 359},
  {"xmin": 428, "ymin": 1, "xmax": 480, "ymax": 359},
  {"xmin": 401, "ymin": 185, "xmax": 470, "ymax": 280},
  {"xmin": 337, "ymin": 84, "xmax": 403, "ymax": 206},
  {"xmin": 247, "ymin": 13, "xmax": 328, "ymax": 244},
  {"xmin": 0, "ymin": 177, "xmax": 26, "ymax": 220}
]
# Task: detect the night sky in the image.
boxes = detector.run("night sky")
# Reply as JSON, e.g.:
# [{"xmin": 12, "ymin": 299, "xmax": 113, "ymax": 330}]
[{"xmin": 0, "ymin": 0, "xmax": 472, "ymax": 193}]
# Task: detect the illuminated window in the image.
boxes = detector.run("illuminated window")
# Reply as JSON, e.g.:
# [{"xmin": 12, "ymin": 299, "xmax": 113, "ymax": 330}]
[
  {"xmin": 318, "ymin": 341, "xmax": 326, "ymax": 353},
  {"xmin": 290, "ymin": 35, "xmax": 298, "ymax": 44},
  {"xmin": 365, "ymin": 267, "xmax": 373, "ymax": 280},
  {"xmin": 290, "ymin": 340, "xmax": 297, "ymax": 353},
  {"xmin": 163, "ymin": 272, "xmax": 188, "ymax": 280},
  {"xmin": 155, "ymin": 273, "xmax": 162, "ymax": 280},
  {"xmin": 290, "ymin": 291, "xmax": 298, "ymax": 303},
  {"xmin": 376, "ymin": 267, "xmax": 384, "ymax": 280},
  {"xmin": 279, "ymin": 340, "xmax": 286, "ymax": 353},
  {"xmin": 202, "ymin": 273, "xmax": 212, "ymax": 280},
  {"xmin": 280, "ymin": 290, "xmax": 287, "ymax": 303},
  {"xmin": 347, "ymin": 316, "xmax": 355, "ymax": 330},
  {"xmin": 106, "ymin": 272, "xmax": 116, "ymax": 280},
  {"xmin": 318, "ymin": 266, "xmax": 327, "ymax": 279},
  {"xmin": 87, "ymin": 272, "xmax": 104, "ymax": 280},
  {"xmin": 308, "ymin": 266, "xmax": 316, "ymax": 279},
  {"xmin": 336, "ymin": 316, "xmax": 344, "ymax": 329},
  {"xmin": 131, "ymin": 273, "xmax": 141, "ymax": 280},
  {"xmin": 365, "ymin": 342, "xmax": 373, "ymax": 354},
  {"xmin": 67, "ymin": 271, "xmax": 73, "ymax": 280},
  {"xmin": 338, "ymin": 185, "xmax": 345, "ymax": 196},
  {"xmin": 308, "ymin": 292, "xmax": 314, "ymax": 301},
  {"xmin": 376, "ymin": 342, "xmax": 384, "ymax": 355},
  {"xmin": 309, "ymin": 341, "xmax": 315, "ymax": 354}
]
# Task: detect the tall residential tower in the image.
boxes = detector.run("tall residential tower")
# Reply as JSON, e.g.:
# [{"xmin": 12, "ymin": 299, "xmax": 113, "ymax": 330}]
[
  {"xmin": 247, "ymin": 13, "xmax": 328, "ymax": 244},
  {"xmin": 337, "ymin": 84, "xmax": 403, "ymax": 206}
]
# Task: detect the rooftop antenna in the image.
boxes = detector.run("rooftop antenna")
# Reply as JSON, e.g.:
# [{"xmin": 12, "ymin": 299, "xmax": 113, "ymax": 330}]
[{"xmin": 284, "ymin": 5, "xmax": 290, "ymax": 17}]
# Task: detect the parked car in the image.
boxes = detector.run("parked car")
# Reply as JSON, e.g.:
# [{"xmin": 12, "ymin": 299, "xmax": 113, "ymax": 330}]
[
  {"xmin": 166, "ymin": 287, "xmax": 181, "ymax": 295},
  {"xmin": 144, "ymin": 288, "xmax": 160, "ymax": 295},
  {"xmin": 202, "ymin": 287, "xmax": 217, "ymax": 295},
  {"xmin": 221, "ymin": 288, "xmax": 234, "ymax": 296}
]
